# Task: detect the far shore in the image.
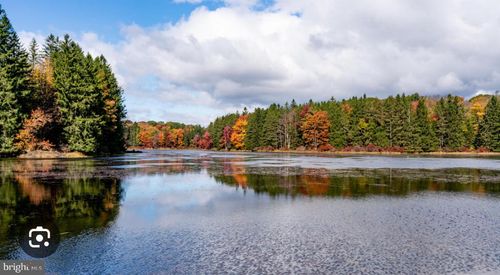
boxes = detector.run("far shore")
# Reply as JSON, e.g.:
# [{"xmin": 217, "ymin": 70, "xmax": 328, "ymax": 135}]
[
  {"xmin": 127, "ymin": 147, "xmax": 500, "ymax": 157},
  {"xmin": 5, "ymin": 148, "xmax": 500, "ymax": 159}
]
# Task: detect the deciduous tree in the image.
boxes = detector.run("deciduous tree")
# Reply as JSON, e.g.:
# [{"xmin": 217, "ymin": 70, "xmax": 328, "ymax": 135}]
[
  {"xmin": 231, "ymin": 115, "xmax": 248, "ymax": 150},
  {"xmin": 301, "ymin": 111, "xmax": 330, "ymax": 149}
]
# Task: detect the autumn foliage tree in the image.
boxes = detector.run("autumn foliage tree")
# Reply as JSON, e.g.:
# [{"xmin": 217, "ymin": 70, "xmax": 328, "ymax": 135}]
[
  {"xmin": 170, "ymin": 128, "xmax": 184, "ymax": 148},
  {"xmin": 15, "ymin": 108, "xmax": 54, "ymax": 151},
  {"xmin": 221, "ymin": 126, "xmax": 233, "ymax": 150},
  {"xmin": 301, "ymin": 111, "xmax": 330, "ymax": 149},
  {"xmin": 231, "ymin": 115, "xmax": 248, "ymax": 150},
  {"xmin": 199, "ymin": 131, "xmax": 213, "ymax": 149},
  {"xmin": 138, "ymin": 124, "xmax": 159, "ymax": 148}
]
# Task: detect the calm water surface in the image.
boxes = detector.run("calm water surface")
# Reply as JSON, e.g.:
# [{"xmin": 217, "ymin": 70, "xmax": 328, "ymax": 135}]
[{"xmin": 1, "ymin": 150, "xmax": 499, "ymax": 274}]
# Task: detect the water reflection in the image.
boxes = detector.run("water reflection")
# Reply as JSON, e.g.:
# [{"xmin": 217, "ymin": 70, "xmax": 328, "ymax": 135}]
[
  {"xmin": 0, "ymin": 151, "xmax": 499, "ymax": 273},
  {"xmin": 202, "ymin": 157, "xmax": 500, "ymax": 197},
  {"xmin": 0, "ymin": 160, "xmax": 122, "ymax": 258},
  {"xmin": 212, "ymin": 171, "xmax": 500, "ymax": 198}
]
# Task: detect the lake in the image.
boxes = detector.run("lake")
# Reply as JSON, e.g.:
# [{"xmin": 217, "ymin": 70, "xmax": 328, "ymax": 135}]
[{"xmin": 1, "ymin": 150, "xmax": 499, "ymax": 274}]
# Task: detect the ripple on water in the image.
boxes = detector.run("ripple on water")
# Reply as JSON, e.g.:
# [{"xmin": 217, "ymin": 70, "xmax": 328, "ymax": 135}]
[{"xmin": 43, "ymin": 193, "xmax": 500, "ymax": 274}]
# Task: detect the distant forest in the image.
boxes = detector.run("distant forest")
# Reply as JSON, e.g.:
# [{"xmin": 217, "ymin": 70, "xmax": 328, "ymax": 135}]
[
  {"xmin": 0, "ymin": 6, "xmax": 125, "ymax": 156},
  {"xmin": 126, "ymin": 93, "xmax": 499, "ymax": 153}
]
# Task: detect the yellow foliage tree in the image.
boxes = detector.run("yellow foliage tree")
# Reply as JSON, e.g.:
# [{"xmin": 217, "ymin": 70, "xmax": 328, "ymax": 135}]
[
  {"xmin": 170, "ymin": 128, "xmax": 184, "ymax": 148},
  {"xmin": 231, "ymin": 115, "xmax": 248, "ymax": 150}
]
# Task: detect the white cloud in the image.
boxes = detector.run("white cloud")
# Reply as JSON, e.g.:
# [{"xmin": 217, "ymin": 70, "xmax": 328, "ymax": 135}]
[
  {"xmin": 18, "ymin": 31, "xmax": 46, "ymax": 51},
  {"xmin": 19, "ymin": 0, "xmax": 500, "ymax": 124}
]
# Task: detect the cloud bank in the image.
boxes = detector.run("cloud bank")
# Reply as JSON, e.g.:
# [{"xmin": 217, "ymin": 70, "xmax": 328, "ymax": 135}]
[{"xmin": 20, "ymin": 0, "xmax": 500, "ymax": 124}]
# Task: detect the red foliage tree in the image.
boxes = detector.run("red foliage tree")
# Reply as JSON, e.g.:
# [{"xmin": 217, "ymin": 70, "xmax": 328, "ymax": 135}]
[
  {"xmin": 199, "ymin": 131, "xmax": 213, "ymax": 149},
  {"xmin": 221, "ymin": 126, "xmax": 232, "ymax": 150}
]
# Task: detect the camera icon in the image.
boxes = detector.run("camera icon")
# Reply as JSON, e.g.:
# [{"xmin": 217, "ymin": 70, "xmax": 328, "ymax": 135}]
[
  {"xmin": 19, "ymin": 220, "xmax": 60, "ymax": 258},
  {"xmin": 28, "ymin": 226, "xmax": 51, "ymax": 249}
]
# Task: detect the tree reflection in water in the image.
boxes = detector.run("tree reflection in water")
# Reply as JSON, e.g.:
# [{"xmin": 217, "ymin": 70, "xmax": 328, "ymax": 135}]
[
  {"xmin": 210, "ymin": 163, "xmax": 500, "ymax": 198},
  {"xmin": 0, "ymin": 153, "xmax": 499, "ymax": 260},
  {"xmin": 0, "ymin": 160, "xmax": 123, "ymax": 258}
]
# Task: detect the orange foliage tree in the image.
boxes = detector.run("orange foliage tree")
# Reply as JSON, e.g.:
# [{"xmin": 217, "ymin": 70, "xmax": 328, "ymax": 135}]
[
  {"xmin": 138, "ymin": 124, "xmax": 159, "ymax": 148},
  {"xmin": 301, "ymin": 111, "xmax": 330, "ymax": 149},
  {"xmin": 15, "ymin": 109, "xmax": 54, "ymax": 151},
  {"xmin": 230, "ymin": 115, "xmax": 248, "ymax": 150},
  {"xmin": 170, "ymin": 128, "xmax": 184, "ymax": 148}
]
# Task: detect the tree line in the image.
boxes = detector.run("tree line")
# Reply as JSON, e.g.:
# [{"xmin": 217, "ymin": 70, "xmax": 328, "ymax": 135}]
[
  {"xmin": 124, "ymin": 121, "xmax": 208, "ymax": 149},
  {"xmin": 0, "ymin": 6, "xmax": 125, "ymax": 156},
  {"xmin": 206, "ymin": 94, "xmax": 499, "ymax": 152},
  {"xmin": 125, "ymin": 93, "xmax": 498, "ymax": 153}
]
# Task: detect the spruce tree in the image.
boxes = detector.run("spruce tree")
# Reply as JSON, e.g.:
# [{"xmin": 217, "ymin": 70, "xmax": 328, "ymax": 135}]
[
  {"xmin": 325, "ymin": 100, "xmax": 348, "ymax": 148},
  {"xmin": 410, "ymin": 99, "xmax": 436, "ymax": 152},
  {"xmin": 446, "ymin": 95, "xmax": 466, "ymax": 150},
  {"xmin": 94, "ymin": 55, "xmax": 126, "ymax": 153},
  {"xmin": 0, "ymin": 6, "xmax": 31, "ymax": 154},
  {"xmin": 52, "ymin": 35, "xmax": 105, "ymax": 153},
  {"xmin": 478, "ymin": 95, "xmax": 500, "ymax": 151},
  {"xmin": 262, "ymin": 104, "xmax": 281, "ymax": 148},
  {"xmin": 245, "ymin": 108, "xmax": 265, "ymax": 150}
]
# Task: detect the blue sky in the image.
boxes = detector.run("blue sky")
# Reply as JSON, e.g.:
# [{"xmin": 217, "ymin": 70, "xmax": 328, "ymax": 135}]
[
  {"xmin": 3, "ymin": 1, "xmax": 500, "ymax": 125},
  {"xmin": 2, "ymin": 0, "xmax": 220, "ymax": 42}
]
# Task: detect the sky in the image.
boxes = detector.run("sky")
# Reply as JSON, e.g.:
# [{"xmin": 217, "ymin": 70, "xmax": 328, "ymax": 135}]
[{"xmin": 3, "ymin": 0, "xmax": 500, "ymax": 125}]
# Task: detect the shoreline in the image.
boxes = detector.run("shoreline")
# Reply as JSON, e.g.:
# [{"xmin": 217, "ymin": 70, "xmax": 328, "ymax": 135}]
[
  {"xmin": 128, "ymin": 147, "xmax": 500, "ymax": 157},
  {"xmin": 5, "ymin": 148, "xmax": 500, "ymax": 159}
]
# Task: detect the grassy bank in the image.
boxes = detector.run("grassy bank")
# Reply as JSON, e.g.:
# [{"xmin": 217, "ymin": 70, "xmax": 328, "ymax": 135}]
[{"xmin": 17, "ymin": 150, "xmax": 89, "ymax": 159}]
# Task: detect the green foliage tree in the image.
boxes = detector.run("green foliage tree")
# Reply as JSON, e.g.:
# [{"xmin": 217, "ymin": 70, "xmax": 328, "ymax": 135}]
[
  {"xmin": 94, "ymin": 55, "xmax": 126, "ymax": 153},
  {"xmin": 0, "ymin": 6, "xmax": 31, "ymax": 154},
  {"xmin": 245, "ymin": 108, "xmax": 265, "ymax": 150},
  {"xmin": 262, "ymin": 104, "xmax": 281, "ymax": 148},
  {"xmin": 52, "ymin": 35, "xmax": 105, "ymax": 153},
  {"xmin": 408, "ymin": 99, "xmax": 436, "ymax": 152},
  {"xmin": 434, "ymin": 95, "xmax": 466, "ymax": 150},
  {"xmin": 478, "ymin": 95, "xmax": 500, "ymax": 151}
]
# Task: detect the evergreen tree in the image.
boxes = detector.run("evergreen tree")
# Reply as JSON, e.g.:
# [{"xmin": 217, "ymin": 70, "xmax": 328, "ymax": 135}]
[
  {"xmin": 28, "ymin": 38, "xmax": 40, "ymax": 70},
  {"xmin": 409, "ymin": 99, "xmax": 436, "ymax": 152},
  {"xmin": 43, "ymin": 34, "xmax": 60, "ymax": 58},
  {"xmin": 478, "ymin": 95, "xmax": 500, "ymax": 151},
  {"xmin": 126, "ymin": 122, "xmax": 141, "ymax": 147},
  {"xmin": 433, "ymin": 95, "xmax": 466, "ymax": 150},
  {"xmin": 52, "ymin": 35, "xmax": 105, "ymax": 153},
  {"xmin": 445, "ymin": 95, "xmax": 466, "ymax": 150},
  {"xmin": 0, "ymin": 6, "xmax": 31, "ymax": 154},
  {"xmin": 245, "ymin": 108, "xmax": 265, "ymax": 150},
  {"xmin": 322, "ymin": 100, "xmax": 347, "ymax": 148},
  {"xmin": 94, "ymin": 55, "xmax": 126, "ymax": 153},
  {"xmin": 262, "ymin": 104, "xmax": 281, "ymax": 148}
]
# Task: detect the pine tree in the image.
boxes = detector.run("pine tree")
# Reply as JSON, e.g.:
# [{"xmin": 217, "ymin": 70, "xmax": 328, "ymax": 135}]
[
  {"xmin": 324, "ymin": 100, "xmax": 348, "ymax": 148},
  {"xmin": 43, "ymin": 34, "xmax": 60, "ymax": 58},
  {"xmin": 94, "ymin": 55, "xmax": 126, "ymax": 153},
  {"xmin": 52, "ymin": 35, "xmax": 105, "ymax": 153},
  {"xmin": 433, "ymin": 95, "xmax": 466, "ymax": 150},
  {"xmin": 478, "ymin": 95, "xmax": 500, "ymax": 151},
  {"xmin": 28, "ymin": 38, "xmax": 40, "ymax": 70},
  {"xmin": 126, "ymin": 122, "xmax": 140, "ymax": 147},
  {"xmin": 409, "ymin": 99, "xmax": 436, "ymax": 152},
  {"xmin": 0, "ymin": 6, "xmax": 31, "ymax": 154},
  {"xmin": 245, "ymin": 108, "xmax": 265, "ymax": 150},
  {"xmin": 262, "ymin": 104, "xmax": 281, "ymax": 148},
  {"xmin": 446, "ymin": 95, "xmax": 466, "ymax": 150}
]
